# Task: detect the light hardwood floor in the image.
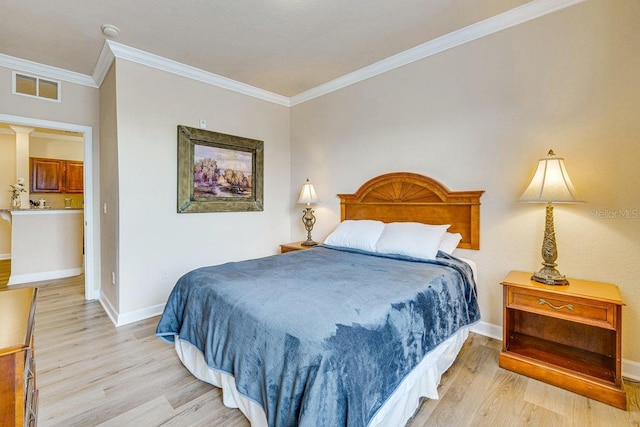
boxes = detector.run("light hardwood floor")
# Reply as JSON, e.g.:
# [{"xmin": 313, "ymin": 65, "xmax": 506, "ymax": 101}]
[{"xmin": 1, "ymin": 260, "xmax": 638, "ymax": 426}]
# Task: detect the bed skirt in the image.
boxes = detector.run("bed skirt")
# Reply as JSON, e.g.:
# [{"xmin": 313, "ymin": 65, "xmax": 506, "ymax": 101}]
[{"xmin": 174, "ymin": 326, "xmax": 470, "ymax": 427}]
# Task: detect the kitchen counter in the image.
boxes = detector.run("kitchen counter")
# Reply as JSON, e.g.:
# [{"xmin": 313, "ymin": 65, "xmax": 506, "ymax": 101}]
[
  {"xmin": 0, "ymin": 207, "xmax": 83, "ymax": 212},
  {"xmin": 4, "ymin": 208, "xmax": 84, "ymax": 285},
  {"xmin": 0, "ymin": 208, "xmax": 83, "ymax": 223}
]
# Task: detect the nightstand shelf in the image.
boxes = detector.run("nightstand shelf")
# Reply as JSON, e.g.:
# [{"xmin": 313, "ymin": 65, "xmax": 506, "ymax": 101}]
[
  {"xmin": 499, "ymin": 271, "xmax": 626, "ymax": 410},
  {"xmin": 507, "ymin": 331, "xmax": 616, "ymax": 383}
]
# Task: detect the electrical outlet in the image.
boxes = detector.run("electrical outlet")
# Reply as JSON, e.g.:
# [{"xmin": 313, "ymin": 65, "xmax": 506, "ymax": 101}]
[
  {"xmin": 103, "ymin": 203, "xmax": 108, "ymax": 214},
  {"xmin": 161, "ymin": 268, "xmax": 168, "ymax": 280},
  {"xmin": 199, "ymin": 119, "xmax": 206, "ymax": 129},
  {"xmin": 111, "ymin": 271, "xmax": 115, "ymax": 285}
]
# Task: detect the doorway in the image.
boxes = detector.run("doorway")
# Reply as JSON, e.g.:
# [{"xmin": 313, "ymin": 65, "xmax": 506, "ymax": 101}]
[{"xmin": 0, "ymin": 113, "xmax": 97, "ymax": 300}]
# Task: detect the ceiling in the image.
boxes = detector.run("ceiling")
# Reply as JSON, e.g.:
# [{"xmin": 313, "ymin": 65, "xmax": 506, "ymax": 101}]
[{"xmin": 3, "ymin": 0, "xmax": 548, "ymax": 97}]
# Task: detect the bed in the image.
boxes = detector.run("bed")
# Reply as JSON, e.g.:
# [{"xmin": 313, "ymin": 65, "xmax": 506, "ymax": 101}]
[{"xmin": 156, "ymin": 172, "xmax": 484, "ymax": 426}]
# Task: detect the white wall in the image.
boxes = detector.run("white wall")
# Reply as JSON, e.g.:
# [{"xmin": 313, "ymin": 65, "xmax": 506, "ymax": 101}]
[
  {"xmin": 110, "ymin": 59, "xmax": 291, "ymax": 318},
  {"xmin": 0, "ymin": 64, "xmax": 100, "ymax": 291},
  {"xmin": 99, "ymin": 64, "xmax": 119, "ymax": 310},
  {"xmin": 30, "ymin": 134, "xmax": 83, "ymax": 160},
  {"xmin": 291, "ymin": 0, "xmax": 640, "ymax": 364}
]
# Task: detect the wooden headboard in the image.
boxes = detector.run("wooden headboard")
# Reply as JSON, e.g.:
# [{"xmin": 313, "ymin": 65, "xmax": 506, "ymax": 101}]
[{"xmin": 338, "ymin": 172, "xmax": 484, "ymax": 250}]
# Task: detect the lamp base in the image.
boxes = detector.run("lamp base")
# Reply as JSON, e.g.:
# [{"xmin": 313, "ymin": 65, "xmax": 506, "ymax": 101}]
[
  {"xmin": 301, "ymin": 239, "xmax": 318, "ymax": 247},
  {"xmin": 531, "ymin": 267, "xmax": 569, "ymax": 286}
]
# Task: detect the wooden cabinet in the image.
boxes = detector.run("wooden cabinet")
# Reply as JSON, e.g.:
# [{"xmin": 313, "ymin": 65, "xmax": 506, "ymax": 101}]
[
  {"xmin": 279, "ymin": 241, "xmax": 315, "ymax": 253},
  {"xmin": 0, "ymin": 287, "xmax": 38, "ymax": 426},
  {"xmin": 64, "ymin": 161, "xmax": 84, "ymax": 193},
  {"xmin": 30, "ymin": 157, "xmax": 83, "ymax": 194},
  {"xmin": 499, "ymin": 271, "xmax": 626, "ymax": 410},
  {"xmin": 30, "ymin": 158, "xmax": 63, "ymax": 193}
]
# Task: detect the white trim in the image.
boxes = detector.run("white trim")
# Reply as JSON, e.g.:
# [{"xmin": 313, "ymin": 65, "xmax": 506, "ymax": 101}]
[
  {"xmin": 99, "ymin": 292, "xmax": 119, "ymax": 326},
  {"xmin": 105, "ymin": 41, "xmax": 291, "ymax": 107},
  {"xmin": 623, "ymin": 359, "xmax": 640, "ymax": 382},
  {"xmin": 0, "ymin": 254, "xmax": 10, "ymax": 260},
  {"xmin": 0, "ymin": 113, "xmax": 97, "ymax": 300},
  {"xmin": 92, "ymin": 41, "xmax": 116, "ymax": 87},
  {"xmin": 8, "ymin": 267, "xmax": 83, "ymax": 286},
  {"xmin": 469, "ymin": 321, "xmax": 502, "ymax": 341},
  {"xmin": 82, "ymin": 126, "xmax": 97, "ymax": 300},
  {"xmin": 114, "ymin": 302, "xmax": 166, "ymax": 327},
  {"xmin": 100, "ymin": 291, "xmax": 165, "ymax": 328},
  {"xmin": 0, "ymin": 53, "xmax": 97, "ymax": 88},
  {"xmin": 290, "ymin": 0, "xmax": 587, "ymax": 105}
]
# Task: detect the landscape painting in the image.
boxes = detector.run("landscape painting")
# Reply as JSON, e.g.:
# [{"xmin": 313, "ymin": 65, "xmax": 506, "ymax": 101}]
[
  {"xmin": 193, "ymin": 144, "xmax": 252, "ymax": 199},
  {"xmin": 177, "ymin": 125, "xmax": 264, "ymax": 213}
]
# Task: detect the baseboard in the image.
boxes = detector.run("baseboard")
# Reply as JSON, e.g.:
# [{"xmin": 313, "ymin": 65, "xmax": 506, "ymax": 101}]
[
  {"xmin": 115, "ymin": 303, "xmax": 166, "ymax": 327},
  {"xmin": 98, "ymin": 293, "xmax": 166, "ymax": 328},
  {"xmin": 470, "ymin": 321, "xmax": 502, "ymax": 341},
  {"xmin": 8, "ymin": 267, "xmax": 83, "ymax": 285},
  {"xmin": 472, "ymin": 321, "xmax": 640, "ymax": 381},
  {"xmin": 0, "ymin": 253, "xmax": 10, "ymax": 260},
  {"xmin": 622, "ymin": 358, "xmax": 640, "ymax": 381},
  {"xmin": 98, "ymin": 292, "xmax": 119, "ymax": 327}
]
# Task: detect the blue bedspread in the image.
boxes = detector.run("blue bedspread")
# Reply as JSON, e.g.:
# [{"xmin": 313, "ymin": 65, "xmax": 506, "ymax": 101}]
[{"xmin": 156, "ymin": 246, "xmax": 480, "ymax": 426}]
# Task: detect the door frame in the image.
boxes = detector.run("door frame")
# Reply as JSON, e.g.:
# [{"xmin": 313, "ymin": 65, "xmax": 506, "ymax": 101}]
[{"xmin": 0, "ymin": 113, "xmax": 97, "ymax": 299}]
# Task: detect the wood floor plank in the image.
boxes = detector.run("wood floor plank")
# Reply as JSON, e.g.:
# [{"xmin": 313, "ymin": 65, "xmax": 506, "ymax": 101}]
[
  {"xmin": 158, "ymin": 389, "xmax": 249, "ymax": 427},
  {"xmin": 1, "ymin": 260, "xmax": 637, "ymax": 426},
  {"xmin": 95, "ymin": 396, "xmax": 175, "ymax": 427}
]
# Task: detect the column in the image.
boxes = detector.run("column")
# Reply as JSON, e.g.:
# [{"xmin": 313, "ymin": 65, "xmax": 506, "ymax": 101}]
[{"xmin": 9, "ymin": 125, "xmax": 34, "ymax": 208}]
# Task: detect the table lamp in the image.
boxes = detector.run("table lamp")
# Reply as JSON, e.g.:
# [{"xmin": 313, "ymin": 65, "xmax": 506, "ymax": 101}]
[
  {"xmin": 519, "ymin": 150, "xmax": 583, "ymax": 285},
  {"xmin": 297, "ymin": 178, "xmax": 320, "ymax": 246}
]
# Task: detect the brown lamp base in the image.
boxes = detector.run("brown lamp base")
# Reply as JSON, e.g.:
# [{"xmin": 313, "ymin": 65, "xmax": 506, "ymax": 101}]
[{"xmin": 531, "ymin": 267, "xmax": 569, "ymax": 286}]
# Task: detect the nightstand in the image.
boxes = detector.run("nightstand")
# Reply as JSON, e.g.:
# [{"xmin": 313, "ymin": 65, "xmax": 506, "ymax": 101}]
[
  {"xmin": 499, "ymin": 271, "xmax": 626, "ymax": 410},
  {"xmin": 279, "ymin": 241, "xmax": 315, "ymax": 253}
]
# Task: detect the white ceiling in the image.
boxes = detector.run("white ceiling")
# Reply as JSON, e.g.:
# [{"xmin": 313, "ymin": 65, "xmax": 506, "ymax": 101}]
[{"xmin": 2, "ymin": 0, "xmax": 576, "ymax": 98}]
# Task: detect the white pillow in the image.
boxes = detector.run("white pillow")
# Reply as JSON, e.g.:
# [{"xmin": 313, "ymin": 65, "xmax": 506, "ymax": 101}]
[
  {"xmin": 375, "ymin": 222, "xmax": 450, "ymax": 260},
  {"xmin": 323, "ymin": 220, "xmax": 385, "ymax": 252},
  {"xmin": 439, "ymin": 232, "xmax": 463, "ymax": 255}
]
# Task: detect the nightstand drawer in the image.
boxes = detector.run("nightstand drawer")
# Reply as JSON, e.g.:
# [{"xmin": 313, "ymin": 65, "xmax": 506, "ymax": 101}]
[{"xmin": 507, "ymin": 288, "xmax": 615, "ymax": 330}]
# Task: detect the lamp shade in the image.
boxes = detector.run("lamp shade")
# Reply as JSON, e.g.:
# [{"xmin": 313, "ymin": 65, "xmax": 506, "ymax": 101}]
[
  {"xmin": 297, "ymin": 179, "xmax": 320, "ymax": 205},
  {"xmin": 519, "ymin": 150, "xmax": 582, "ymax": 203}
]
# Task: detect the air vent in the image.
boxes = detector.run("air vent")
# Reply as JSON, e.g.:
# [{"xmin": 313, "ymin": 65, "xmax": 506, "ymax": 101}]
[{"xmin": 13, "ymin": 72, "xmax": 60, "ymax": 102}]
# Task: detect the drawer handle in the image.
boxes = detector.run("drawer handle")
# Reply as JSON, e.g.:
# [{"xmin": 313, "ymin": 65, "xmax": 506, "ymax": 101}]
[{"xmin": 539, "ymin": 298, "xmax": 574, "ymax": 311}]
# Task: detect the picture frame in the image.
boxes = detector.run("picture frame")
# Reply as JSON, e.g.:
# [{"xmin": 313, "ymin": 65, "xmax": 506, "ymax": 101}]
[{"xmin": 177, "ymin": 125, "xmax": 264, "ymax": 213}]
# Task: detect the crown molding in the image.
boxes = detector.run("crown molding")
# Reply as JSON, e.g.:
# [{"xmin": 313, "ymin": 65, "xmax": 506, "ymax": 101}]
[
  {"xmin": 0, "ymin": 0, "xmax": 584, "ymax": 106},
  {"xmin": 92, "ymin": 41, "xmax": 116, "ymax": 87},
  {"xmin": 104, "ymin": 41, "xmax": 291, "ymax": 107},
  {"xmin": 290, "ymin": 0, "xmax": 586, "ymax": 106},
  {"xmin": 0, "ymin": 53, "xmax": 97, "ymax": 88}
]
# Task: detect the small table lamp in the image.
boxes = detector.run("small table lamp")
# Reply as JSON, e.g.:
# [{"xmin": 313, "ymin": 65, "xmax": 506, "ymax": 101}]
[
  {"xmin": 519, "ymin": 150, "xmax": 583, "ymax": 285},
  {"xmin": 298, "ymin": 178, "xmax": 320, "ymax": 246}
]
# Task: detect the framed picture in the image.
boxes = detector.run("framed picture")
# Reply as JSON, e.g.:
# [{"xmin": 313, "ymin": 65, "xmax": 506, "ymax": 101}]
[{"xmin": 177, "ymin": 125, "xmax": 264, "ymax": 213}]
